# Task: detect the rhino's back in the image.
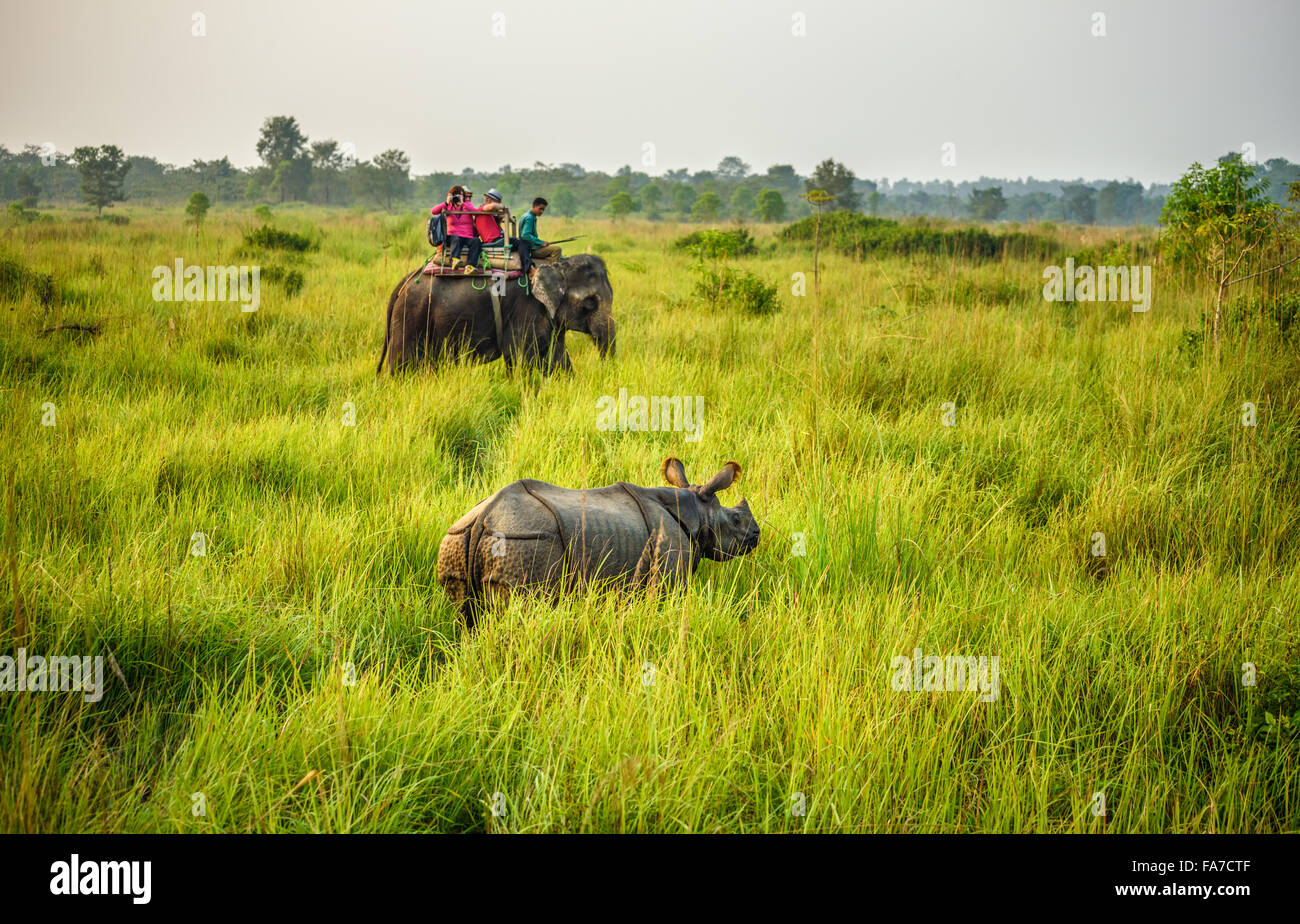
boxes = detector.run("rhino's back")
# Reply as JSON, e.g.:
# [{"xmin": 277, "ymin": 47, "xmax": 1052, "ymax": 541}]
[
  {"xmin": 448, "ymin": 482, "xmax": 557, "ymax": 537},
  {"xmin": 511, "ymin": 481, "xmax": 652, "ymax": 580}
]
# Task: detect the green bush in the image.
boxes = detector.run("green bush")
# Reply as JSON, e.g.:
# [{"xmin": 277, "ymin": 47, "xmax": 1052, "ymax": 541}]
[
  {"xmin": 7, "ymin": 203, "xmax": 40, "ymax": 223},
  {"xmin": 1236, "ymin": 648, "xmax": 1300, "ymax": 747},
  {"xmin": 243, "ymin": 224, "xmax": 315, "ymax": 252},
  {"xmin": 780, "ymin": 211, "xmax": 1058, "ymax": 262},
  {"xmin": 673, "ymin": 227, "xmax": 758, "ymax": 258},
  {"xmin": 1234, "ymin": 292, "xmax": 1300, "ymax": 341},
  {"xmin": 0, "ymin": 252, "xmax": 57, "ymax": 304},
  {"xmin": 693, "ymin": 264, "xmax": 780, "ymax": 315},
  {"xmin": 260, "ymin": 265, "xmax": 307, "ymax": 296},
  {"xmin": 1069, "ymin": 237, "xmax": 1158, "ymax": 268}
]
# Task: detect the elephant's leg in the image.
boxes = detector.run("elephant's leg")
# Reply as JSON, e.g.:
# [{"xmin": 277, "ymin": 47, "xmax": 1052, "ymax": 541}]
[{"xmin": 389, "ymin": 276, "xmax": 441, "ymax": 372}]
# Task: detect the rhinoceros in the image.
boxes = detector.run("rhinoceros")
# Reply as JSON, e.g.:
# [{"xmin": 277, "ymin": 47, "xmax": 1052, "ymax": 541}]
[{"xmin": 436, "ymin": 457, "xmax": 760, "ymax": 625}]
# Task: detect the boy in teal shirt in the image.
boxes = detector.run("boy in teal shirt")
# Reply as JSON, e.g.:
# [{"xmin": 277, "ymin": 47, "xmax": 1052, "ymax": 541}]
[{"xmin": 518, "ymin": 197, "xmax": 560, "ymax": 270}]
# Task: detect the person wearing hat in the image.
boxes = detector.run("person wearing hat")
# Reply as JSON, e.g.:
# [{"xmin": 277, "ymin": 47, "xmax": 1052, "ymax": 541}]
[{"xmin": 473, "ymin": 188, "xmax": 507, "ymax": 252}]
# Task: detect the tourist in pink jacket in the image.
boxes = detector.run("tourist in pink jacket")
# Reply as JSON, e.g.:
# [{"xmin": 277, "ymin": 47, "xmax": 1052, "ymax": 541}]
[{"xmin": 430, "ymin": 185, "xmax": 480, "ymax": 272}]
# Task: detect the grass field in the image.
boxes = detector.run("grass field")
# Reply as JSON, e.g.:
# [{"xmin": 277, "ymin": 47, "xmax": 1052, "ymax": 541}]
[{"xmin": 1, "ymin": 206, "xmax": 1298, "ymax": 832}]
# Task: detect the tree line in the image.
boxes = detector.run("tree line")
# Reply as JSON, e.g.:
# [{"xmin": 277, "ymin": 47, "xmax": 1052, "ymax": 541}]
[{"xmin": 3, "ymin": 115, "xmax": 1297, "ymax": 227}]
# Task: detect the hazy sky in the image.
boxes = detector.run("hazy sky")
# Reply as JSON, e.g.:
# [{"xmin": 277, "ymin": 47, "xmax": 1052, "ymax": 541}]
[{"xmin": 1, "ymin": 0, "xmax": 1296, "ymax": 183}]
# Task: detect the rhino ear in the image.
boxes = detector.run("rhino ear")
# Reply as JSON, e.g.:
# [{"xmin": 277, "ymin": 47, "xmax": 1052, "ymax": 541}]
[
  {"xmin": 700, "ymin": 461, "xmax": 741, "ymax": 496},
  {"xmin": 531, "ymin": 262, "xmax": 564, "ymax": 319},
  {"xmin": 661, "ymin": 457, "xmax": 689, "ymax": 488}
]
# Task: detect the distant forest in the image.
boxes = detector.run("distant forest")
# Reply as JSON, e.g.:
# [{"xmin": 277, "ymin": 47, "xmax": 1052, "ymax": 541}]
[{"xmin": 4, "ymin": 115, "xmax": 1298, "ymax": 226}]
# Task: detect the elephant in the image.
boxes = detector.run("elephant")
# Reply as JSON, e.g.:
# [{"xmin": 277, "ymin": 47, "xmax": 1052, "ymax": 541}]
[
  {"xmin": 436, "ymin": 457, "xmax": 760, "ymax": 627},
  {"xmin": 376, "ymin": 254, "xmax": 615, "ymax": 374}
]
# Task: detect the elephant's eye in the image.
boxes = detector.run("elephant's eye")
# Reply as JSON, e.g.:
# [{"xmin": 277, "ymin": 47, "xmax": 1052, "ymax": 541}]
[{"xmin": 581, "ymin": 295, "xmax": 599, "ymax": 312}]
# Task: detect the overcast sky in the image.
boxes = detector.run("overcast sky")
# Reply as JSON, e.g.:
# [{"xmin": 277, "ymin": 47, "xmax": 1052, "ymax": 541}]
[{"xmin": 1, "ymin": 0, "xmax": 1295, "ymax": 183}]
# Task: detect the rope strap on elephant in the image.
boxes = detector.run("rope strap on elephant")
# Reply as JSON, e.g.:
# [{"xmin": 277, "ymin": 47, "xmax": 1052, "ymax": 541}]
[{"xmin": 490, "ymin": 287, "xmax": 503, "ymax": 348}]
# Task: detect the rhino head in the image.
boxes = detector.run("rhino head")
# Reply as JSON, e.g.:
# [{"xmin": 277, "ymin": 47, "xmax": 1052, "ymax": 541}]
[{"xmin": 660, "ymin": 457, "xmax": 760, "ymax": 561}]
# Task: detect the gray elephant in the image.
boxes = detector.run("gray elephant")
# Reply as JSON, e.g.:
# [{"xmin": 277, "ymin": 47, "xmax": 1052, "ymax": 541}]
[
  {"xmin": 437, "ymin": 457, "xmax": 760, "ymax": 626},
  {"xmin": 376, "ymin": 254, "xmax": 615, "ymax": 374}
]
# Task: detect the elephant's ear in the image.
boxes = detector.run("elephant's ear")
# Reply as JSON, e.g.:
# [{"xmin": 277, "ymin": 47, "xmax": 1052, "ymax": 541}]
[{"xmin": 531, "ymin": 263, "xmax": 564, "ymax": 320}]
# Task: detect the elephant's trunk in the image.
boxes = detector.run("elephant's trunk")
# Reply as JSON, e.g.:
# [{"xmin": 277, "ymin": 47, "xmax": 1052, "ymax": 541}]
[{"xmin": 592, "ymin": 317, "xmax": 616, "ymax": 359}]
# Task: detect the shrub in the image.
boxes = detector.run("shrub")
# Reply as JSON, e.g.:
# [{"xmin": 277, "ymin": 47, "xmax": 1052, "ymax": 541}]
[
  {"xmin": 779, "ymin": 211, "xmax": 1058, "ymax": 262},
  {"xmin": 1234, "ymin": 647, "xmax": 1300, "ymax": 748},
  {"xmin": 243, "ymin": 224, "xmax": 315, "ymax": 252},
  {"xmin": 1070, "ymin": 237, "xmax": 1158, "ymax": 268},
  {"xmin": 673, "ymin": 228, "xmax": 758, "ymax": 258},
  {"xmin": 1231, "ymin": 292, "xmax": 1300, "ymax": 341},
  {"xmin": 693, "ymin": 264, "xmax": 780, "ymax": 315},
  {"xmin": 6, "ymin": 203, "xmax": 40, "ymax": 223},
  {"xmin": 281, "ymin": 269, "xmax": 305, "ymax": 297},
  {"xmin": 96, "ymin": 213, "xmax": 129, "ymax": 225},
  {"xmin": 260, "ymin": 265, "xmax": 307, "ymax": 296},
  {"xmin": 0, "ymin": 252, "xmax": 57, "ymax": 304},
  {"xmin": 1177, "ymin": 327, "xmax": 1205, "ymax": 363}
]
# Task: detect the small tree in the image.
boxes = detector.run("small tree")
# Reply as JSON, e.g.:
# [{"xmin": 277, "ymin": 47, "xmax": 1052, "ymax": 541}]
[
  {"xmin": 186, "ymin": 191, "xmax": 211, "ymax": 226},
  {"xmin": 806, "ymin": 159, "xmax": 860, "ymax": 212},
  {"xmin": 867, "ymin": 189, "xmax": 882, "ymax": 217},
  {"xmin": 72, "ymin": 145, "xmax": 131, "ymax": 214},
  {"xmin": 968, "ymin": 186, "xmax": 1006, "ymax": 222},
  {"xmin": 730, "ymin": 186, "xmax": 756, "ymax": 220},
  {"xmin": 640, "ymin": 182, "xmax": 663, "ymax": 217},
  {"xmin": 356, "ymin": 149, "xmax": 411, "ymax": 211},
  {"xmin": 496, "ymin": 172, "xmax": 522, "ymax": 205},
  {"xmin": 716, "ymin": 156, "xmax": 751, "ymax": 180},
  {"xmin": 15, "ymin": 171, "xmax": 40, "ymax": 209},
  {"xmin": 1162, "ymin": 154, "xmax": 1300, "ymax": 354},
  {"xmin": 309, "ymin": 140, "xmax": 344, "ymax": 204},
  {"xmin": 1061, "ymin": 184, "xmax": 1097, "ymax": 224},
  {"xmin": 672, "ymin": 183, "xmax": 696, "ymax": 216},
  {"xmin": 802, "ymin": 189, "xmax": 835, "ymax": 295},
  {"xmin": 608, "ymin": 191, "xmax": 635, "ymax": 221},
  {"xmin": 550, "ymin": 186, "xmax": 578, "ymax": 217},
  {"xmin": 691, "ymin": 191, "xmax": 722, "ymax": 222},
  {"xmin": 256, "ymin": 117, "xmax": 310, "ymax": 202},
  {"xmin": 256, "ymin": 116, "xmax": 307, "ymax": 168},
  {"xmin": 755, "ymin": 189, "xmax": 786, "ymax": 222}
]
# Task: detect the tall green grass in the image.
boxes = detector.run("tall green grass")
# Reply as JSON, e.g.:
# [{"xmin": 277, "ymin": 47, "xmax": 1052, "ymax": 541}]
[{"xmin": 0, "ymin": 208, "xmax": 1296, "ymax": 832}]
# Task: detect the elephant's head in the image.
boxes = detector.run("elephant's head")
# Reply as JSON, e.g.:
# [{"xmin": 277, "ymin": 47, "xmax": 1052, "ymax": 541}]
[
  {"xmin": 531, "ymin": 255, "xmax": 616, "ymax": 359},
  {"xmin": 661, "ymin": 457, "xmax": 760, "ymax": 562}
]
